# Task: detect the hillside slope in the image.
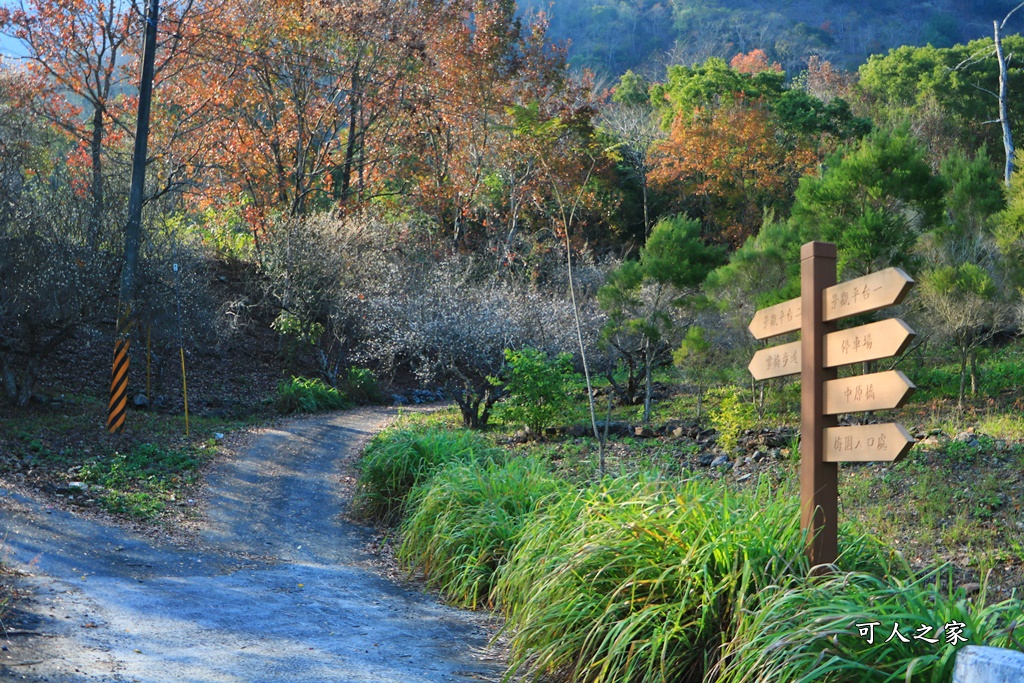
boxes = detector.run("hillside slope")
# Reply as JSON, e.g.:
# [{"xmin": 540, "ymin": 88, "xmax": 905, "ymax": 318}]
[{"xmin": 521, "ymin": 0, "xmax": 1021, "ymax": 76}]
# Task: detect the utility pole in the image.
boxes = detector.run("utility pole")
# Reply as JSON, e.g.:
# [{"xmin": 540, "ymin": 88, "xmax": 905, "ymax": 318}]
[{"xmin": 108, "ymin": 0, "xmax": 159, "ymax": 433}]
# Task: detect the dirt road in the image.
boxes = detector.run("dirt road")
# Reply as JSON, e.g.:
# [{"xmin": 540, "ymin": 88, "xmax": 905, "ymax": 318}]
[{"xmin": 0, "ymin": 408, "xmax": 502, "ymax": 682}]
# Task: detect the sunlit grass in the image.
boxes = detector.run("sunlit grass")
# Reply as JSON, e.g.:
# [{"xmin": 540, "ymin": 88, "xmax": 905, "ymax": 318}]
[
  {"xmin": 492, "ymin": 473, "xmax": 895, "ymax": 683},
  {"xmin": 716, "ymin": 568, "xmax": 1024, "ymax": 683},
  {"xmin": 398, "ymin": 455, "xmax": 564, "ymax": 609},
  {"xmin": 352, "ymin": 425, "xmax": 501, "ymax": 523}
]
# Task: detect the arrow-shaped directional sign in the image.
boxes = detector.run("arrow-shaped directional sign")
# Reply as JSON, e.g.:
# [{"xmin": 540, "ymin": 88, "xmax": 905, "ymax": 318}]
[
  {"xmin": 823, "ymin": 423, "xmax": 915, "ymax": 462},
  {"xmin": 824, "ymin": 318, "xmax": 916, "ymax": 368},
  {"xmin": 748, "ymin": 341, "xmax": 801, "ymax": 380},
  {"xmin": 748, "ymin": 299, "xmax": 802, "ymax": 340},
  {"xmin": 823, "ymin": 268, "xmax": 914, "ymax": 322},
  {"xmin": 749, "ymin": 318, "xmax": 915, "ymax": 380},
  {"xmin": 823, "ymin": 370, "xmax": 916, "ymax": 415},
  {"xmin": 747, "ymin": 268, "xmax": 915, "ymax": 341}
]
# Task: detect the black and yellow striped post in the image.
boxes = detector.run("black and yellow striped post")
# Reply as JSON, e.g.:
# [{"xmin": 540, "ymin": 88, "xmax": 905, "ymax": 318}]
[{"xmin": 107, "ymin": 308, "xmax": 133, "ymax": 433}]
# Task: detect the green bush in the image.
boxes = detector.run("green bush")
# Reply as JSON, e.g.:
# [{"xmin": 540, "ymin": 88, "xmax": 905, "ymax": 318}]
[
  {"xmin": 398, "ymin": 456, "xmax": 564, "ymax": 609},
  {"xmin": 275, "ymin": 376, "xmax": 349, "ymax": 414},
  {"xmin": 339, "ymin": 366, "xmax": 384, "ymax": 405},
  {"xmin": 353, "ymin": 426, "xmax": 501, "ymax": 523},
  {"xmin": 709, "ymin": 390, "xmax": 757, "ymax": 452},
  {"xmin": 716, "ymin": 568, "xmax": 1024, "ymax": 683},
  {"xmin": 492, "ymin": 347, "xmax": 580, "ymax": 433},
  {"xmin": 492, "ymin": 474, "xmax": 893, "ymax": 683}
]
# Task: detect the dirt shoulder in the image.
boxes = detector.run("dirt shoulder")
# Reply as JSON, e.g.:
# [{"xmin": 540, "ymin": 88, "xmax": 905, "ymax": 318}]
[{"xmin": 0, "ymin": 406, "xmax": 503, "ymax": 682}]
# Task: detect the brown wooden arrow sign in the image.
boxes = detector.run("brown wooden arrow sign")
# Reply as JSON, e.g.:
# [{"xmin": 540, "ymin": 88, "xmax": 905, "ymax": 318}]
[
  {"xmin": 823, "ymin": 318, "xmax": 916, "ymax": 368},
  {"xmin": 823, "ymin": 268, "xmax": 914, "ymax": 322},
  {"xmin": 747, "ymin": 269, "xmax": 913, "ymax": 340},
  {"xmin": 748, "ymin": 298, "xmax": 802, "ymax": 340},
  {"xmin": 748, "ymin": 319, "xmax": 915, "ymax": 380},
  {"xmin": 823, "ymin": 370, "xmax": 916, "ymax": 415},
  {"xmin": 823, "ymin": 423, "xmax": 915, "ymax": 462},
  {"xmin": 748, "ymin": 341, "xmax": 801, "ymax": 380}
]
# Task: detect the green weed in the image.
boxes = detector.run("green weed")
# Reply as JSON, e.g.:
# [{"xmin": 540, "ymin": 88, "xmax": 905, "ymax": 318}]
[
  {"xmin": 100, "ymin": 491, "xmax": 165, "ymax": 519},
  {"xmin": 492, "ymin": 473, "xmax": 892, "ymax": 683},
  {"xmin": 339, "ymin": 367, "xmax": 384, "ymax": 405},
  {"xmin": 708, "ymin": 389, "xmax": 757, "ymax": 452},
  {"xmin": 353, "ymin": 426, "xmax": 501, "ymax": 523},
  {"xmin": 77, "ymin": 442, "xmax": 207, "ymax": 518},
  {"xmin": 977, "ymin": 414, "xmax": 1024, "ymax": 440},
  {"xmin": 716, "ymin": 567, "xmax": 1024, "ymax": 683},
  {"xmin": 491, "ymin": 347, "xmax": 580, "ymax": 433},
  {"xmin": 275, "ymin": 376, "xmax": 349, "ymax": 414},
  {"xmin": 398, "ymin": 456, "xmax": 563, "ymax": 609}
]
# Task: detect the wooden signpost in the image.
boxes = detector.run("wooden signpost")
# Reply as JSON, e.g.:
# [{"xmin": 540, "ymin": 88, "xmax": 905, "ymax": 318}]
[{"xmin": 748, "ymin": 242, "xmax": 917, "ymax": 568}]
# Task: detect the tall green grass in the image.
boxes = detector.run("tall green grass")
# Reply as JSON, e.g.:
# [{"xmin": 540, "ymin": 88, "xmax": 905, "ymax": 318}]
[
  {"xmin": 398, "ymin": 456, "xmax": 564, "ymax": 609},
  {"xmin": 492, "ymin": 474, "xmax": 894, "ymax": 683},
  {"xmin": 275, "ymin": 376, "xmax": 349, "ymax": 414},
  {"xmin": 352, "ymin": 426, "xmax": 501, "ymax": 523},
  {"xmin": 715, "ymin": 568, "xmax": 1024, "ymax": 683}
]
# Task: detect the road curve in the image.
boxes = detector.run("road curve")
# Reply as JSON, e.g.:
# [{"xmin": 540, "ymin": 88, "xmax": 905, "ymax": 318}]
[{"xmin": 0, "ymin": 407, "xmax": 501, "ymax": 682}]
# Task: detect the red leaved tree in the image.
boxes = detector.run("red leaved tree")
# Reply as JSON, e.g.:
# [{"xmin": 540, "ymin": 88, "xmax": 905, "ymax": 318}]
[{"xmin": 650, "ymin": 100, "xmax": 815, "ymax": 246}]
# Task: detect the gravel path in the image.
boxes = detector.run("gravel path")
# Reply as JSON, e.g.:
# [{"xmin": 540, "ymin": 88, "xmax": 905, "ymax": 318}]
[{"xmin": 0, "ymin": 408, "xmax": 502, "ymax": 682}]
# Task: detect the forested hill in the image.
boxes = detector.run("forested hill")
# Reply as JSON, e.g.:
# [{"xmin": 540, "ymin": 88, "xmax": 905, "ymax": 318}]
[{"xmin": 520, "ymin": 0, "xmax": 1020, "ymax": 76}]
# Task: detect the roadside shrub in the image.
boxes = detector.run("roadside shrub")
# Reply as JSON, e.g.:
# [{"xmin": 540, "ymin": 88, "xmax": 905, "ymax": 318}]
[
  {"xmin": 275, "ymin": 376, "xmax": 349, "ymax": 414},
  {"xmin": 716, "ymin": 568, "xmax": 1024, "ymax": 683},
  {"xmin": 339, "ymin": 366, "xmax": 384, "ymax": 405},
  {"xmin": 493, "ymin": 474, "xmax": 893, "ymax": 683},
  {"xmin": 492, "ymin": 347, "xmax": 580, "ymax": 433},
  {"xmin": 709, "ymin": 389, "xmax": 757, "ymax": 452},
  {"xmin": 353, "ymin": 427, "xmax": 501, "ymax": 523},
  {"xmin": 399, "ymin": 456, "xmax": 563, "ymax": 609}
]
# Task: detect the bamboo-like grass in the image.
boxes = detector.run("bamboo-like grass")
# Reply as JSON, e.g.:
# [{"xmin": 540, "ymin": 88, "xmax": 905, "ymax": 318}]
[
  {"xmin": 492, "ymin": 473, "xmax": 895, "ymax": 683},
  {"xmin": 714, "ymin": 567, "xmax": 1024, "ymax": 683},
  {"xmin": 352, "ymin": 426, "xmax": 501, "ymax": 523},
  {"xmin": 398, "ymin": 456, "xmax": 565, "ymax": 609}
]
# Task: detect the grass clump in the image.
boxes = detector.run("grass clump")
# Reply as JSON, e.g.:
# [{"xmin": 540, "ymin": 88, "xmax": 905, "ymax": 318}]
[
  {"xmin": 78, "ymin": 442, "xmax": 209, "ymax": 519},
  {"xmin": 339, "ymin": 367, "xmax": 384, "ymax": 405},
  {"xmin": 399, "ymin": 456, "xmax": 564, "ymax": 609},
  {"xmin": 493, "ymin": 473, "xmax": 892, "ymax": 683},
  {"xmin": 276, "ymin": 376, "xmax": 349, "ymax": 414},
  {"xmin": 716, "ymin": 568, "xmax": 1024, "ymax": 683},
  {"xmin": 353, "ymin": 426, "xmax": 501, "ymax": 523}
]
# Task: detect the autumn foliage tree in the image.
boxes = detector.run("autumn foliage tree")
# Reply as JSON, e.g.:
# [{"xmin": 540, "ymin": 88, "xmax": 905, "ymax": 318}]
[
  {"xmin": 0, "ymin": 0, "xmax": 140, "ymax": 239},
  {"xmin": 650, "ymin": 101, "xmax": 816, "ymax": 246},
  {"xmin": 729, "ymin": 49, "xmax": 781, "ymax": 75},
  {"xmin": 157, "ymin": 0, "xmax": 419, "ymax": 220}
]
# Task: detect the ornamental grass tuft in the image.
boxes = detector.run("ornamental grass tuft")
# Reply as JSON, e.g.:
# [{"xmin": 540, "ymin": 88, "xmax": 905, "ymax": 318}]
[
  {"xmin": 714, "ymin": 567, "xmax": 1024, "ymax": 683},
  {"xmin": 399, "ymin": 456, "xmax": 564, "ymax": 609},
  {"xmin": 352, "ymin": 426, "xmax": 500, "ymax": 523},
  {"xmin": 492, "ymin": 473, "xmax": 894, "ymax": 683}
]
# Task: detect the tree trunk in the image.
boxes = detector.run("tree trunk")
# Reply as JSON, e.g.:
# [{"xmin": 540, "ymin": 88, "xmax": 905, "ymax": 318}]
[
  {"xmin": 15, "ymin": 358, "xmax": 38, "ymax": 407},
  {"xmin": 456, "ymin": 386, "xmax": 494, "ymax": 429},
  {"xmin": 969, "ymin": 350, "xmax": 979, "ymax": 396},
  {"xmin": 641, "ymin": 171, "xmax": 650, "ymax": 241},
  {"xmin": 995, "ymin": 20, "xmax": 1016, "ymax": 186},
  {"xmin": 340, "ymin": 70, "xmax": 360, "ymax": 202},
  {"xmin": 642, "ymin": 338, "xmax": 653, "ymax": 424},
  {"xmin": 1, "ymin": 353, "xmax": 17, "ymax": 404},
  {"xmin": 958, "ymin": 350, "xmax": 968, "ymax": 410},
  {"xmin": 89, "ymin": 106, "xmax": 104, "ymax": 245}
]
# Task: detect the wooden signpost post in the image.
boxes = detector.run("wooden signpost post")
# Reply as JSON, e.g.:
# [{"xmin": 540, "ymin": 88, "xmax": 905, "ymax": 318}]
[{"xmin": 748, "ymin": 242, "xmax": 917, "ymax": 568}]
